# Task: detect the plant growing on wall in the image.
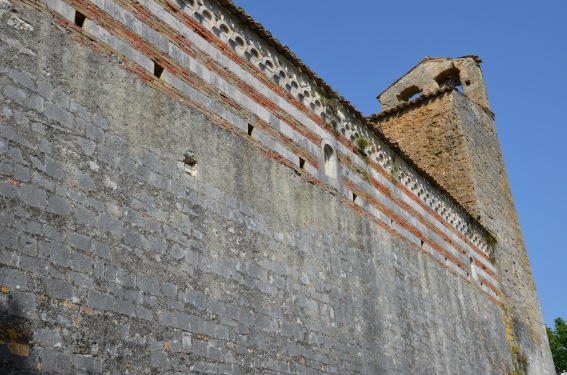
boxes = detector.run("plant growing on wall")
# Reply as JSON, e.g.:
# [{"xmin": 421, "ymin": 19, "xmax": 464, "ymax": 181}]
[
  {"xmin": 360, "ymin": 168, "xmax": 371, "ymax": 182},
  {"xmin": 508, "ymin": 345, "xmax": 529, "ymax": 375},
  {"xmin": 390, "ymin": 156, "xmax": 400, "ymax": 182},
  {"xmin": 355, "ymin": 136, "xmax": 369, "ymax": 154},
  {"xmin": 320, "ymin": 87, "xmax": 338, "ymax": 105}
]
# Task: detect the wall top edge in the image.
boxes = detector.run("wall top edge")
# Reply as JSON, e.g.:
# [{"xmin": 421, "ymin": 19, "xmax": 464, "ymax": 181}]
[
  {"xmin": 213, "ymin": 0, "xmax": 364, "ymax": 118},
  {"xmin": 212, "ymin": 0, "xmax": 494, "ymax": 243},
  {"xmin": 205, "ymin": 0, "xmax": 494, "ymax": 247}
]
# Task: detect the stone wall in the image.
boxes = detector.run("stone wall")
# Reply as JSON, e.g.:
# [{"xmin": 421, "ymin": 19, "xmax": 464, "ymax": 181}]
[
  {"xmin": 372, "ymin": 92, "xmax": 480, "ymax": 213},
  {"xmin": 0, "ymin": 0, "xmax": 553, "ymax": 373}
]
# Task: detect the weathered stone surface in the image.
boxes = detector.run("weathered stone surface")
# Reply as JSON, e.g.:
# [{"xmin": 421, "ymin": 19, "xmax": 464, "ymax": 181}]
[{"xmin": 0, "ymin": 1, "xmax": 553, "ymax": 374}]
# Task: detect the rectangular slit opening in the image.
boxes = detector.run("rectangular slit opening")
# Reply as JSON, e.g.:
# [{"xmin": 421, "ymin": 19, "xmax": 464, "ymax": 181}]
[
  {"xmin": 420, "ymin": 239, "xmax": 424, "ymax": 248},
  {"xmin": 352, "ymin": 193, "xmax": 357, "ymax": 202},
  {"xmin": 247, "ymin": 124, "xmax": 254, "ymax": 136},
  {"xmin": 74, "ymin": 11, "xmax": 86, "ymax": 28},
  {"xmin": 153, "ymin": 62, "xmax": 164, "ymax": 78},
  {"xmin": 299, "ymin": 157, "xmax": 305, "ymax": 169}
]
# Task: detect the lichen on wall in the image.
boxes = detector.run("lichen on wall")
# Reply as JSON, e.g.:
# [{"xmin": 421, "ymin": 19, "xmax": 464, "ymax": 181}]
[{"xmin": 0, "ymin": 0, "xmax": 555, "ymax": 373}]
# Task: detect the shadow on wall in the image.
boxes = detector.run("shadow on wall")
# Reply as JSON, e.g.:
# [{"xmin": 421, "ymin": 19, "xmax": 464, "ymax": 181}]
[{"xmin": 0, "ymin": 293, "xmax": 35, "ymax": 374}]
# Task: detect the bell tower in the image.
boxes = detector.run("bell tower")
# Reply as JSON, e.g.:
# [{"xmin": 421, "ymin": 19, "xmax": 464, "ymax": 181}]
[{"xmin": 369, "ymin": 56, "xmax": 555, "ymax": 374}]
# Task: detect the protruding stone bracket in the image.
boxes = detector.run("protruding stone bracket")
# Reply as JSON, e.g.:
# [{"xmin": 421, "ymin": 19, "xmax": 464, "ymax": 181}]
[{"xmin": 179, "ymin": 150, "xmax": 198, "ymax": 176}]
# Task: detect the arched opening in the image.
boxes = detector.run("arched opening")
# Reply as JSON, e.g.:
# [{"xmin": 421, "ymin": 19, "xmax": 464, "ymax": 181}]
[
  {"xmin": 260, "ymin": 59, "xmax": 274, "ymax": 73},
  {"xmin": 323, "ymin": 144, "xmax": 337, "ymax": 179},
  {"xmin": 201, "ymin": 9, "xmax": 213, "ymax": 25},
  {"xmin": 273, "ymin": 70, "xmax": 286, "ymax": 85},
  {"xmin": 219, "ymin": 24, "xmax": 230, "ymax": 36},
  {"xmin": 434, "ymin": 67, "xmax": 461, "ymax": 88},
  {"xmin": 396, "ymin": 85, "xmax": 422, "ymax": 102},
  {"xmin": 246, "ymin": 48, "xmax": 260, "ymax": 63},
  {"xmin": 182, "ymin": 0, "xmax": 195, "ymax": 11},
  {"xmin": 213, "ymin": 23, "xmax": 230, "ymax": 41}
]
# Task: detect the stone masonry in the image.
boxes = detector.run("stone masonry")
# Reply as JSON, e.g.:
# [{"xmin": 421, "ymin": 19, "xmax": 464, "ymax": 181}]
[{"xmin": 0, "ymin": 0, "xmax": 555, "ymax": 374}]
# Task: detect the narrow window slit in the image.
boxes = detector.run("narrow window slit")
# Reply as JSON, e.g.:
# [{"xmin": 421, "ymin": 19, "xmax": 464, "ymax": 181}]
[
  {"xmin": 247, "ymin": 124, "xmax": 254, "ymax": 136},
  {"xmin": 352, "ymin": 193, "xmax": 357, "ymax": 202},
  {"xmin": 74, "ymin": 11, "xmax": 86, "ymax": 28},
  {"xmin": 420, "ymin": 239, "xmax": 425, "ymax": 248},
  {"xmin": 153, "ymin": 62, "xmax": 164, "ymax": 78},
  {"xmin": 299, "ymin": 157, "xmax": 305, "ymax": 169}
]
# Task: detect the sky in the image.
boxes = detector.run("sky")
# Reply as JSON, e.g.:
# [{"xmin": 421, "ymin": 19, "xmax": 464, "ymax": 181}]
[{"xmin": 232, "ymin": 0, "xmax": 567, "ymax": 327}]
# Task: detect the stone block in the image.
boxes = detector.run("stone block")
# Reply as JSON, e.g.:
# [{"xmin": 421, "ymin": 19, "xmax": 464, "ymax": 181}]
[
  {"xmin": 46, "ymin": 194, "xmax": 71, "ymax": 215},
  {"xmin": 69, "ymin": 232, "xmax": 92, "ymax": 253},
  {"xmin": 136, "ymin": 273, "xmax": 159, "ymax": 295},
  {"xmin": 147, "ymin": 235, "xmax": 167, "ymax": 255},
  {"xmin": 50, "ymin": 88, "xmax": 69, "ymax": 109},
  {"xmin": 43, "ymin": 224, "xmax": 63, "ymax": 242},
  {"xmin": 87, "ymin": 290, "xmax": 113, "ymax": 311},
  {"xmin": 150, "ymin": 347, "xmax": 169, "ymax": 369},
  {"xmin": 44, "ymin": 102, "xmax": 74, "ymax": 128},
  {"xmin": 40, "ymin": 348, "xmax": 58, "ymax": 372},
  {"xmin": 73, "ymin": 354, "xmax": 95, "ymax": 372},
  {"xmin": 0, "ymin": 225, "xmax": 19, "ymax": 248},
  {"xmin": 86, "ymin": 122, "xmax": 104, "ymax": 142},
  {"xmin": 0, "ymin": 181, "xmax": 17, "ymax": 199},
  {"xmin": 20, "ymin": 184, "xmax": 47, "ymax": 208},
  {"xmin": 92, "ymin": 240, "xmax": 110, "ymax": 259},
  {"xmin": 77, "ymin": 171, "xmax": 96, "ymax": 191},
  {"xmin": 162, "ymin": 282, "xmax": 177, "ymax": 299},
  {"xmin": 14, "ymin": 163, "xmax": 31, "ymax": 182},
  {"xmin": 113, "ymin": 298, "xmax": 136, "ymax": 317},
  {"xmin": 75, "ymin": 205, "xmax": 98, "ymax": 227},
  {"xmin": 76, "ymin": 136, "xmax": 96, "ymax": 156},
  {"xmin": 36, "ymin": 80, "xmax": 53, "ymax": 100},
  {"xmin": 56, "ymin": 353, "xmax": 72, "ymax": 373},
  {"xmin": 34, "ymin": 328, "xmax": 63, "ymax": 348},
  {"xmin": 116, "ymin": 268, "xmax": 136, "ymax": 288},
  {"xmin": 8, "ymin": 290, "xmax": 36, "ymax": 319},
  {"xmin": 44, "ymin": 157, "xmax": 65, "ymax": 180},
  {"xmin": 92, "ymin": 113, "xmax": 109, "ymax": 129},
  {"xmin": 70, "ymin": 249, "xmax": 93, "ymax": 274},
  {"xmin": 49, "ymin": 242, "xmax": 71, "ymax": 267},
  {"xmin": 8, "ymin": 69, "xmax": 35, "ymax": 91},
  {"xmin": 99, "ymin": 215, "xmax": 124, "ymax": 239},
  {"xmin": 0, "ymin": 159, "xmax": 13, "ymax": 174},
  {"xmin": 44, "ymin": 278, "xmax": 73, "ymax": 300},
  {"xmin": 136, "ymin": 304, "xmax": 154, "ymax": 321},
  {"xmin": 3, "ymin": 84, "xmax": 26, "ymax": 105},
  {"xmin": 0, "ymin": 267, "xmax": 27, "ymax": 290}
]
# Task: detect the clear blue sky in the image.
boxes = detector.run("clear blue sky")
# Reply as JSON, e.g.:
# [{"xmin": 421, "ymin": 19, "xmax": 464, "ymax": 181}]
[{"xmin": 233, "ymin": 0, "xmax": 567, "ymax": 327}]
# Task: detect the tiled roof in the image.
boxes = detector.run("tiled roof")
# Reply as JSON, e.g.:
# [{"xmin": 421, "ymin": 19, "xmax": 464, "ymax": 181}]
[{"xmin": 368, "ymin": 85, "xmax": 457, "ymax": 122}]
